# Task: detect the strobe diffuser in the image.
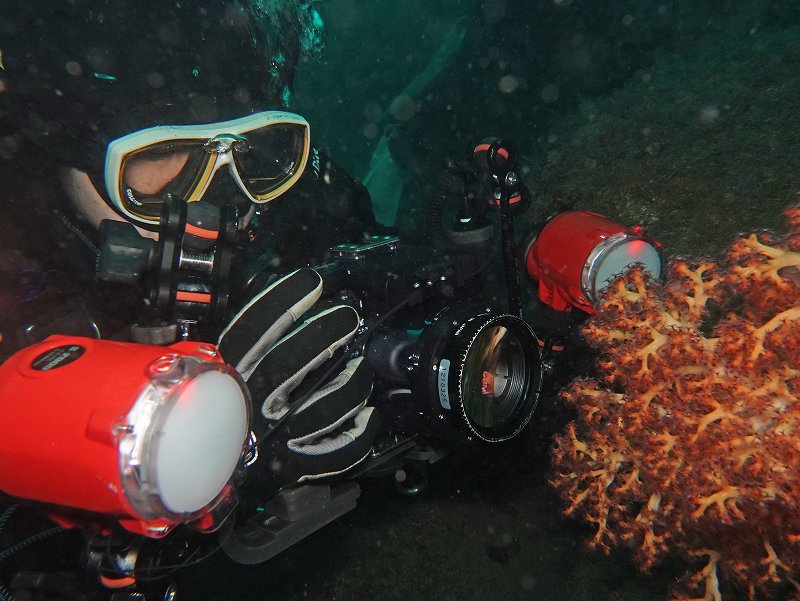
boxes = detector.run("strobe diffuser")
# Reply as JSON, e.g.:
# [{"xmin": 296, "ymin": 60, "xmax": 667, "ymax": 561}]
[{"xmin": 0, "ymin": 336, "xmax": 250, "ymax": 537}]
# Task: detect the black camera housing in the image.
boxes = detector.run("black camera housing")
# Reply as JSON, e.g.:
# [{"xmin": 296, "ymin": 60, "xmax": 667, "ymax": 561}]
[{"xmin": 315, "ymin": 236, "xmax": 543, "ymax": 445}]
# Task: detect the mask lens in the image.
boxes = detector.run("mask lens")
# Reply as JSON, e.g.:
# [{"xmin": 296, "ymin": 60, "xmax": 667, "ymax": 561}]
[
  {"xmin": 232, "ymin": 123, "xmax": 307, "ymax": 201},
  {"xmin": 118, "ymin": 142, "xmax": 210, "ymax": 221}
]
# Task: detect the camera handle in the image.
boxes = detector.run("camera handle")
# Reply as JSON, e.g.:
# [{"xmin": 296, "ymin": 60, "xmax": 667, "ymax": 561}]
[
  {"xmin": 473, "ymin": 138, "xmax": 526, "ymax": 317},
  {"xmin": 98, "ymin": 195, "xmax": 238, "ymax": 343}
]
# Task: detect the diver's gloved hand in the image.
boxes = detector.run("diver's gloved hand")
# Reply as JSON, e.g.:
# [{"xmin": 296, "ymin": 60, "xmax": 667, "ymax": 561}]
[{"xmin": 217, "ymin": 268, "xmax": 380, "ymax": 490}]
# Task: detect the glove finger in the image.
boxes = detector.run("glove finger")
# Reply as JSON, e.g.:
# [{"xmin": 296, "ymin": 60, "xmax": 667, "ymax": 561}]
[
  {"xmin": 218, "ymin": 268, "xmax": 322, "ymax": 377},
  {"xmin": 289, "ymin": 407, "xmax": 382, "ymax": 481},
  {"xmin": 249, "ymin": 304, "xmax": 360, "ymax": 418},
  {"xmin": 287, "ymin": 357, "xmax": 373, "ymax": 443}
]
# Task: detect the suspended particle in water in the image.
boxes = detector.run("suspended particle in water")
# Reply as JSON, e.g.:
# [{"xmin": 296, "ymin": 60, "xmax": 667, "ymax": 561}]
[
  {"xmin": 498, "ymin": 75, "xmax": 519, "ymax": 94},
  {"xmin": 65, "ymin": 61, "xmax": 82, "ymax": 76},
  {"xmin": 189, "ymin": 95, "xmax": 218, "ymax": 122},
  {"xmin": 234, "ymin": 87, "xmax": 251, "ymax": 105},
  {"xmin": 521, "ymin": 574, "xmax": 536, "ymax": 590},
  {"xmin": 540, "ymin": 83, "xmax": 559, "ymax": 103},
  {"xmin": 147, "ymin": 71, "xmax": 165, "ymax": 89},
  {"xmin": 362, "ymin": 122, "xmax": 379, "ymax": 139},
  {"xmin": 85, "ymin": 47, "xmax": 114, "ymax": 75},
  {"xmin": 0, "ymin": 135, "xmax": 18, "ymax": 159},
  {"xmin": 362, "ymin": 101, "xmax": 381, "ymax": 122},
  {"xmin": 389, "ymin": 94, "xmax": 416, "ymax": 121},
  {"xmin": 483, "ymin": 0, "xmax": 506, "ymax": 24},
  {"xmin": 699, "ymin": 104, "xmax": 720, "ymax": 124}
]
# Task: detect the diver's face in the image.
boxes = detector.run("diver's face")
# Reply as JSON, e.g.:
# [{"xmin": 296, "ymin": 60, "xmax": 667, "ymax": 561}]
[
  {"xmin": 58, "ymin": 165, "xmax": 255, "ymax": 239},
  {"xmin": 59, "ymin": 167, "xmax": 158, "ymax": 240},
  {"xmin": 122, "ymin": 151, "xmax": 190, "ymax": 195}
]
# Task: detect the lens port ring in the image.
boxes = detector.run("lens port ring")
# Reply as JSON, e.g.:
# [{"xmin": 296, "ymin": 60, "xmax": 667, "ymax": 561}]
[{"xmin": 416, "ymin": 307, "xmax": 543, "ymax": 442}]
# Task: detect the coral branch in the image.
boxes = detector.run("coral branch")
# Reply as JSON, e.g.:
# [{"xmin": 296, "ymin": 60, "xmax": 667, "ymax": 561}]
[
  {"xmin": 749, "ymin": 306, "xmax": 800, "ymax": 360},
  {"xmin": 675, "ymin": 551, "xmax": 722, "ymax": 601},
  {"xmin": 690, "ymin": 485, "xmax": 742, "ymax": 521},
  {"xmin": 550, "ymin": 205, "xmax": 800, "ymax": 600}
]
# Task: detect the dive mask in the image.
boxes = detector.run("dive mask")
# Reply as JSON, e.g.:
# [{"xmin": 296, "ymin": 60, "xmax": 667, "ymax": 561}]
[{"xmin": 104, "ymin": 111, "xmax": 310, "ymax": 226}]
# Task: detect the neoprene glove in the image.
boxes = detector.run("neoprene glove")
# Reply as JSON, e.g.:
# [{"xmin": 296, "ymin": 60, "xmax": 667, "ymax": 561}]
[{"xmin": 217, "ymin": 268, "xmax": 380, "ymax": 492}]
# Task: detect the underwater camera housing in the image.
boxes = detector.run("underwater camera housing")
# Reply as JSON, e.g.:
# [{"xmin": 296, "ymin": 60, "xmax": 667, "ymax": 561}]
[
  {"xmin": 221, "ymin": 234, "xmax": 544, "ymax": 566},
  {"xmin": 316, "ymin": 235, "xmax": 543, "ymax": 445},
  {"xmin": 95, "ymin": 192, "xmax": 544, "ymax": 446}
]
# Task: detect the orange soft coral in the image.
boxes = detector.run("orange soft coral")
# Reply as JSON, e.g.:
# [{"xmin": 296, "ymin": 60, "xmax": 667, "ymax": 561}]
[{"xmin": 550, "ymin": 205, "xmax": 800, "ymax": 601}]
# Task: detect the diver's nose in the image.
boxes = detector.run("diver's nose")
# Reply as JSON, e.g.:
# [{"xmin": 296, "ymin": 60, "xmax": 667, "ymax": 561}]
[{"xmin": 202, "ymin": 165, "xmax": 251, "ymax": 212}]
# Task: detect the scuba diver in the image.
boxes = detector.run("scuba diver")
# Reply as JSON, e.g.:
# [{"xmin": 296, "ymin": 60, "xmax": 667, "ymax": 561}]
[
  {"xmin": 0, "ymin": 1, "xmax": 387, "ymax": 598},
  {"xmin": 0, "ymin": 0, "xmax": 388, "ymax": 347},
  {"xmin": 0, "ymin": 5, "xmax": 670, "ymax": 601}
]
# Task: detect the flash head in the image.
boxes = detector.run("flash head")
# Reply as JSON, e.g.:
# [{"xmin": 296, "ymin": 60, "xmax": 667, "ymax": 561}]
[{"xmin": 0, "ymin": 336, "xmax": 250, "ymax": 537}]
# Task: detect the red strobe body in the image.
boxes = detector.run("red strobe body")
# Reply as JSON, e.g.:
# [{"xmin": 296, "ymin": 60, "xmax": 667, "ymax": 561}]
[
  {"xmin": 525, "ymin": 210, "xmax": 661, "ymax": 313},
  {"xmin": 0, "ymin": 336, "xmax": 250, "ymax": 537}
]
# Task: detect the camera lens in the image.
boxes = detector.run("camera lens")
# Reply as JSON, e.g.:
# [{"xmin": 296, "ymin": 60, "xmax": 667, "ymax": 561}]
[
  {"xmin": 412, "ymin": 308, "xmax": 542, "ymax": 442},
  {"xmin": 461, "ymin": 324, "xmax": 527, "ymax": 430}
]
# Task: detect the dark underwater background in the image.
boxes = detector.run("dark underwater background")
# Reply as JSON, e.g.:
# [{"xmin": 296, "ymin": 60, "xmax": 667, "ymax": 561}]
[{"xmin": 176, "ymin": 1, "xmax": 799, "ymax": 600}]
